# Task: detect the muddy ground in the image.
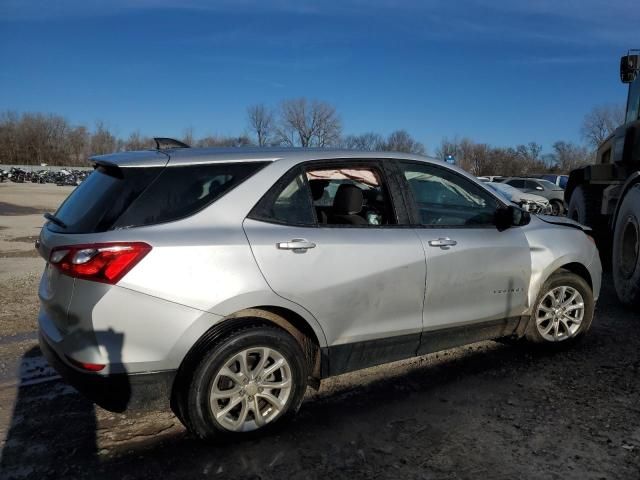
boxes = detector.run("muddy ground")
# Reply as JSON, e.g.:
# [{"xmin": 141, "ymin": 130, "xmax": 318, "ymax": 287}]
[{"xmin": 0, "ymin": 182, "xmax": 638, "ymax": 480}]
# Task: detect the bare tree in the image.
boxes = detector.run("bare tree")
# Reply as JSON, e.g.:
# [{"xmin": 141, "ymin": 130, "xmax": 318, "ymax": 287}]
[
  {"xmin": 0, "ymin": 112, "xmax": 19, "ymax": 163},
  {"xmin": 277, "ymin": 98, "xmax": 341, "ymax": 147},
  {"xmin": 182, "ymin": 127, "xmax": 195, "ymax": 147},
  {"xmin": 462, "ymin": 141, "xmax": 492, "ymax": 176},
  {"xmin": 383, "ymin": 130, "xmax": 425, "ymax": 155},
  {"xmin": 435, "ymin": 136, "xmax": 461, "ymax": 161},
  {"xmin": 551, "ymin": 141, "xmax": 593, "ymax": 172},
  {"xmin": 90, "ymin": 121, "xmax": 117, "ymax": 155},
  {"xmin": 247, "ymin": 104, "xmax": 274, "ymax": 146},
  {"xmin": 195, "ymin": 134, "xmax": 253, "ymax": 148},
  {"xmin": 524, "ymin": 142, "xmax": 543, "ymax": 163},
  {"xmin": 340, "ymin": 132, "xmax": 385, "ymax": 151},
  {"xmin": 581, "ymin": 104, "xmax": 625, "ymax": 150},
  {"xmin": 513, "ymin": 142, "xmax": 546, "ymax": 173},
  {"xmin": 435, "ymin": 137, "xmax": 549, "ymax": 176},
  {"xmin": 67, "ymin": 126, "xmax": 89, "ymax": 165},
  {"xmin": 124, "ymin": 131, "xmax": 153, "ymax": 151}
]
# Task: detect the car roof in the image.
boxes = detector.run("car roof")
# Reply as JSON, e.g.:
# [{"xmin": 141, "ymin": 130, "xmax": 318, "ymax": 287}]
[{"xmin": 90, "ymin": 147, "xmax": 436, "ymax": 168}]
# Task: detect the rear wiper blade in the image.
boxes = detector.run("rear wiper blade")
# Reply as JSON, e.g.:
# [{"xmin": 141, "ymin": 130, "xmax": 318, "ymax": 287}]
[{"xmin": 44, "ymin": 212, "xmax": 67, "ymax": 229}]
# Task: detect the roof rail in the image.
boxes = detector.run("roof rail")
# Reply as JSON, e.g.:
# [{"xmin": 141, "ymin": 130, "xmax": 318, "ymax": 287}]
[{"xmin": 153, "ymin": 137, "xmax": 191, "ymax": 150}]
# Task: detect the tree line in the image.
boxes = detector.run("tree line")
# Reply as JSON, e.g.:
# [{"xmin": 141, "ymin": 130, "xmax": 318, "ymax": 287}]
[{"xmin": 0, "ymin": 99, "xmax": 623, "ymax": 176}]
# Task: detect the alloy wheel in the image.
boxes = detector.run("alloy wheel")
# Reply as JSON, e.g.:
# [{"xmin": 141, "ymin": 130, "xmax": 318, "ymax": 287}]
[
  {"xmin": 210, "ymin": 347, "xmax": 293, "ymax": 432},
  {"xmin": 535, "ymin": 286, "xmax": 584, "ymax": 342}
]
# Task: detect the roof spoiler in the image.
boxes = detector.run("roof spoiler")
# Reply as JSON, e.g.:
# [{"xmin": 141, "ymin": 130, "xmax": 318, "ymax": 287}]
[{"xmin": 154, "ymin": 137, "xmax": 191, "ymax": 150}]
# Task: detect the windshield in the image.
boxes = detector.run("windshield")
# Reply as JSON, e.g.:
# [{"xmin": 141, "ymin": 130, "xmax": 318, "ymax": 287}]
[{"xmin": 626, "ymin": 74, "xmax": 640, "ymax": 123}]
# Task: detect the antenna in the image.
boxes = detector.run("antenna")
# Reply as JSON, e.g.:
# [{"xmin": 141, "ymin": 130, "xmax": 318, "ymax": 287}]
[{"xmin": 153, "ymin": 137, "xmax": 191, "ymax": 150}]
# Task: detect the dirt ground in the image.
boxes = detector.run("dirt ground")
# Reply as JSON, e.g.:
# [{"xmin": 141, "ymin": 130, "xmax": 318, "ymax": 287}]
[{"xmin": 0, "ymin": 182, "xmax": 638, "ymax": 480}]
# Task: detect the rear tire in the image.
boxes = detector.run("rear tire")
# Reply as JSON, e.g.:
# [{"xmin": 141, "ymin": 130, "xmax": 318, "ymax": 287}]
[
  {"xmin": 612, "ymin": 184, "xmax": 640, "ymax": 309},
  {"xmin": 175, "ymin": 324, "xmax": 308, "ymax": 441},
  {"xmin": 567, "ymin": 185, "xmax": 598, "ymax": 226},
  {"xmin": 524, "ymin": 271, "xmax": 594, "ymax": 348}
]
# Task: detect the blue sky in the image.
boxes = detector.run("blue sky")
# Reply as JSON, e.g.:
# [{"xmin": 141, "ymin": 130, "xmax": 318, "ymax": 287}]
[{"xmin": 0, "ymin": 0, "xmax": 637, "ymax": 152}]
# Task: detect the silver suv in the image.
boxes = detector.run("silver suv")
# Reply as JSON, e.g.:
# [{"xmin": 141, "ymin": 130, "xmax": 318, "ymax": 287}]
[{"xmin": 37, "ymin": 148, "xmax": 601, "ymax": 440}]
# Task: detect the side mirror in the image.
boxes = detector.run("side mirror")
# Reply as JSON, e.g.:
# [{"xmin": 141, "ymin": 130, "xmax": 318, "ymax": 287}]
[
  {"xmin": 495, "ymin": 205, "xmax": 530, "ymax": 231},
  {"xmin": 535, "ymin": 186, "xmax": 544, "ymax": 191}
]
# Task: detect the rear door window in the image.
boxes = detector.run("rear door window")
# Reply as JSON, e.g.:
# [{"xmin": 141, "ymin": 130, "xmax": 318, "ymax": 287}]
[
  {"xmin": 306, "ymin": 167, "xmax": 396, "ymax": 226},
  {"xmin": 249, "ymin": 162, "xmax": 398, "ymax": 227},
  {"xmin": 263, "ymin": 173, "xmax": 316, "ymax": 226}
]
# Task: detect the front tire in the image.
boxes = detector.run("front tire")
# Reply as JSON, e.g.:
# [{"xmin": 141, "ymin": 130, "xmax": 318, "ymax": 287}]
[
  {"xmin": 550, "ymin": 199, "xmax": 564, "ymax": 216},
  {"xmin": 175, "ymin": 325, "xmax": 308, "ymax": 440},
  {"xmin": 525, "ymin": 271, "xmax": 594, "ymax": 348},
  {"xmin": 612, "ymin": 184, "xmax": 640, "ymax": 308}
]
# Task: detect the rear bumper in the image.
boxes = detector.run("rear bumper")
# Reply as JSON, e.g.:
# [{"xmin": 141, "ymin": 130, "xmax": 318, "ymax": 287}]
[{"xmin": 39, "ymin": 331, "xmax": 176, "ymax": 413}]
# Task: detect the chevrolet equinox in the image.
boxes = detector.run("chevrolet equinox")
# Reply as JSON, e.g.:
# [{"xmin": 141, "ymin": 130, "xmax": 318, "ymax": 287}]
[{"xmin": 37, "ymin": 148, "xmax": 602, "ymax": 440}]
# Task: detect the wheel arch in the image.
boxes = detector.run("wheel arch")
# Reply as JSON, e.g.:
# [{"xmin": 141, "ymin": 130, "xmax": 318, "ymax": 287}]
[
  {"xmin": 173, "ymin": 305, "xmax": 325, "ymax": 400},
  {"xmin": 556, "ymin": 262, "xmax": 593, "ymax": 290},
  {"xmin": 226, "ymin": 306, "xmax": 323, "ymax": 382},
  {"xmin": 611, "ymin": 172, "xmax": 640, "ymax": 232},
  {"xmin": 529, "ymin": 255, "xmax": 595, "ymax": 310}
]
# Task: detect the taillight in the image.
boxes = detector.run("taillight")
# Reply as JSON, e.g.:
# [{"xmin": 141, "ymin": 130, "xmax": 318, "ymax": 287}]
[
  {"xmin": 65, "ymin": 356, "xmax": 105, "ymax": 372},
  {"xmin": 49, "ymin": 242, "xmax": 151, "ymax": 284}
]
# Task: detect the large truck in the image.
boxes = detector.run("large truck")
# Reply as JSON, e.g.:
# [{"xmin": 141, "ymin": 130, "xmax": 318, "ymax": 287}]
[{"xmin": 566, "ymin": 50, "xmax": 640, "ymax": 308}]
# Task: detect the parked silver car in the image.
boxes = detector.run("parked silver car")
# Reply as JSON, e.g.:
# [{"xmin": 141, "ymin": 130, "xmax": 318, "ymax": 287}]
[
  {"xmin": 503, "ymin": 177, "xmax": 566, "ymax": 215},
  {"xmin": 485, "ymin": 181, "xmax": 552, "ymax": 214},
  {"xmin": 37, "ymin": 148, "xmax": 601, "ymax": 440}
]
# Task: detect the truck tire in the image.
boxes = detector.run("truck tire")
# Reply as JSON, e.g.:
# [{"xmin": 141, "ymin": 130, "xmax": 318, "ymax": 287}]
[
  {"xmin": 567, "ymin": 185, "xmax": 598, "ymax": 227},
  {"xmin": 612, "ymin": 184, "xmax": 640, "ymax": 309}
]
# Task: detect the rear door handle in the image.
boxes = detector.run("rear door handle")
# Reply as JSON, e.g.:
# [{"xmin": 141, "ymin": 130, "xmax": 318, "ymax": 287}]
[
  {"xmin": 277, "ymin": 238, "xmax": 317, "ymax": 251},
  {"xmin": 428, "ymin": 237, "xmax": 457, "ymax": 247}
]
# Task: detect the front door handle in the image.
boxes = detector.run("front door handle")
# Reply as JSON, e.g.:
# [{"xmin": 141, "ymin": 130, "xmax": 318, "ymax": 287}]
[
  {"xmin": 428, "ymin": 237, "xmax": 457, "ymax": 247},
  {"xmin": 277, "ymin": 238, "xmax": 317, "ymax": 251}
]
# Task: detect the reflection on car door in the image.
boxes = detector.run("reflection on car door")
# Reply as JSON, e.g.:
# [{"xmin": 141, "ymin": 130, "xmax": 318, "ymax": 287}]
[{"xmin": 398, "ymin": 162, "xmax": 532, "ymax": 341}]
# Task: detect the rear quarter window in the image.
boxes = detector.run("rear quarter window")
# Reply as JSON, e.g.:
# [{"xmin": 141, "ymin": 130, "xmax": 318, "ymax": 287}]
[{"xmin": 113, "ymin": 162, "xmax": 268, "ymax": 228}]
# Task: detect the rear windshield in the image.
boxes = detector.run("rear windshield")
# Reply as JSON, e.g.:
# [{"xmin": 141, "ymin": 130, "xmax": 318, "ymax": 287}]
[
  {"xmin": 51, "ymin": 165, "xmax": 162, "ymax": 233},
  {"xmin": 50, "ymin": 162, "xmax": 267, "ymax": 233}
]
